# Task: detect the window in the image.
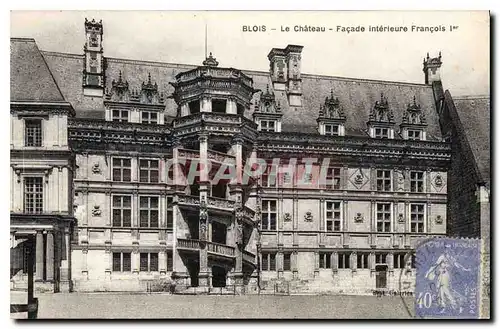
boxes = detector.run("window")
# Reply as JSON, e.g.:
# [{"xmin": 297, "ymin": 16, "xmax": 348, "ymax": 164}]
[
  {"xmin": 326, "ymin": 201, "xmax": 341, "ymax": 232},
  {"xmin": 113, "ymin": 196, "xmax": 131, "ymax": 227},
  {"xmin": 167, "ymin": 251, "xmax": 173, "ymax": 271},
  {"xmin": 338, "ymin": 252, "xmax": 351, "ymax": 269},
  {"xmin": 141, "ymin": 111, "xmax": 158, "ymax": 124},
  {"xmin": 140, "ymin": 253, "xmax": 159, "ymax": 272},
  {"xmin": 374, "ymin": 127, "xmax": 389, "ymax": 139},
  {"xmin": 324, "ymin": 124, "xmax": 340, "ymax": 136},
  {"xmin": 113, "ymin": 158, "xmax": 131, "ymax": 182},
  {"xmin": 112, "ymin": 110, "xmax": 129, "ymax": 122},
  {"xmin": 376, "ymin": 170, "xmax": 391, "ymax": 191},
  {"xmin": 261, "ymin": 200, "xmax": 277, "ymax": 230},
  {"xmin": 407, "ymin": 130, "xmax": 422, "ymax": 141},
  {"xmin": 262, "ymin": 253, "xmax": 276, "ymax": 271},
  {"xmin": 283, "ymin": 253, "xmax": 291, "ymax": 271},
  {"xmin": 357, "ymin": 253, "xmax": 370, "ymax": 269},
  {"xmin": 326, "ymin": 167, "xmax": 341, "ymax": 189},
  {"xmin": 261, "ymin": 163, "xmax": 277, "ymax": 187},
  {"xmin": 376, "ymin": 203, "xmax": 392, "ymax": 232},
  {"xmin": 212, "ymin": 99, "xmax": 227, "ymax": 113},
  {"xmin": 139, "ymin": 196, "xmax": 159, "ymax": 228},
  {"xmin": 319, "ymin": 252, "xmax": 332, "ymax": 269},
  {"xmin": 375, "ymin": 253, "xmax": 388, "ymax": 264},
  {"xmin": 189, "ymin": 100, "xmax": 200, "ymax": 114},
  {"xmin": 394, "ymin": 253, "xmax": 407, "ymax": 269},
  {"xmin": 24, "ymin": 177, "xmax": 43, "ymax": 213},
  {"xmin": 166, "ymin": 197, "xmax": 174, "ymax": 230},
  {"xmin": 410, "ymin": 171, "xmax": 424, "ymax": 193},
  {"xmin": 260, "ymin": 120, "xmax": 276, "ymax": 132},
  {"xmin": 410, "ymin": 204, "xmax": 425, "ymax": 233},
  {"xmin": 25, "ymin": 119, "xmax": 42, "ymax": 147},
  {"xmin": 139, "ymin": 159, "xmax": 159, "ymax": 183},
  {"xmin": 112, "ymin": 252, "xmax": 131, "ymax": 272},
  {"xmin": 410, "ymin": 254, "xmax": 416, "ymax": 268}
]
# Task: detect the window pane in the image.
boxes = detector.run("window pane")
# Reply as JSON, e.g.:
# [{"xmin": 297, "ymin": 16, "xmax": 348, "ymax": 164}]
[
  {"xmin": 150, "ymin": 253, "xmax": 159, "ymax": 271},
  {"xmin": 140, "ymin": 253, "xmax": 149, "ymax": 271},
  {"xmin": 122, "ymin": 253, "xmax": 131, "ymax": 272},
  {"xmin": 112, "ymin": 253, "xmax": 121, "ymax": 271}
]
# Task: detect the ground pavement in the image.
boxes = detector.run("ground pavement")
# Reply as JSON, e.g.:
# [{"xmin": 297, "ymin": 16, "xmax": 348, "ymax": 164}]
[{"xmin": 11, "ymin": 290, "xmax": 415, "ymax": 319}]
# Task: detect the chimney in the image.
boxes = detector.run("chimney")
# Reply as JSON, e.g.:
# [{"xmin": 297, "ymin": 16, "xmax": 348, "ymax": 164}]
[
  {"xmin": 423, "ymin": 52, "xmax": 442, "ymax": 85},
  {"xmin": 285, "ymin": 45, "xmax": 304, "ymax": 107}
]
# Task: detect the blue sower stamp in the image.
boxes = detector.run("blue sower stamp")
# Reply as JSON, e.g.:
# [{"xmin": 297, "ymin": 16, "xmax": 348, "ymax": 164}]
[{"xmin": 415, "ymin": 238, "xmax": 481, "ymax": 319}]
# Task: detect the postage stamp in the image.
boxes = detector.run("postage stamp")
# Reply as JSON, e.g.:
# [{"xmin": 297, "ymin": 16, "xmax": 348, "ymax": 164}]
[{"xmin": 415, "ymin": 238, "xmax": 481, "ymax": 319}]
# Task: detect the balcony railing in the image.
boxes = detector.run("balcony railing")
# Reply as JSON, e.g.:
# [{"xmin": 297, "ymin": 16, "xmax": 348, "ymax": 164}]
[
  {"xmin": 207, "ymin": 241, "xmax": 235, "ymax": 257},
  {"xmin": 178, "ymin": 148, "xmax": 200, "ymax": 159},
  {"xmin": 177, "ymin": 239, "xmax": 235, "ymax": 258},
  {"xmin": 207, "ymin": 150, "xmax": 236, "ymax": 165},
  {"xmin": 242, "ymin": 249, "xmax": 256, "ymax": 265},
  {"xmin": 177, "ymin": 238, "xmax": 201, "ymax": 250},
  {"xmin": 207, "ymin": 196, "xmax": 235, "ymax": 211},
  {"xmin": 173, "ymin": 112, "xmax": 257, "ymax": 130},
  {"xmin": 176, "ymin": 67, "xmax": 253, "ymax": 88},
  {"xmin": 177, "ymin": 195, "xmax": 201, "ymax": 207},
  {"xmin": 177, "ymin": 148, "xmax": 236, "ymax": 165}
]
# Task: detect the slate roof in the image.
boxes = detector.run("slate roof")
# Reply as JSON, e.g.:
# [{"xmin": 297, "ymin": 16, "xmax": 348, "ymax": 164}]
[
  {"xmin": 39, "ymin": 45, "xmax": 443, "ymax": 140},
  {"xmin": 453, "ymin": 95, "xmax": 491, "ymax": 186},
  {"xmin": 10, "ymin": 38, "xmax": 66, "ymax": 102}
]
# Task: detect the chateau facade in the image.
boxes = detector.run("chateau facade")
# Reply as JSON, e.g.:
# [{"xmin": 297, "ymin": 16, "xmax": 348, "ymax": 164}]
[{"xmin": 11, "ymin": 18, "xmax": 459, "ymax": 295}]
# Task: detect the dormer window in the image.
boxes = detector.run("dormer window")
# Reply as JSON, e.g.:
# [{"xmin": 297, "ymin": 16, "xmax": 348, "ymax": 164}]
[
  {"xmin": 407, "ymin": 130, "xmax": 422, "ymax": 140},
  {"xmin": 374, "ymin": 127, "xmax": 389, "ymax": 139},
  {"xmin": 400, "ymin": 96, "xmax": 427, "ymax": 141},
  {"xmin": 253, "ymin": 84, "xmax": 282, "ymax": 132},
  {"xmin": 367, "ymin": 93, "xmax": 395, "ymax": 139},
  {"xmin": 324, "ymin": 124, "xmax": 340, "ymax": 136},
  {"xmin": 260, "ymin": 119, "xmax": 277, "ymax": 132},
  {"xmin": 317, "ymin": 89, "xmax": 346, "ymax": 136},
  {"xmin": 141, "ymin": 111, "xmax": 158, "ymax": 124},
  {"xmin": 112, "ymin": 109, "xmax": 129, "ymax": 122}
]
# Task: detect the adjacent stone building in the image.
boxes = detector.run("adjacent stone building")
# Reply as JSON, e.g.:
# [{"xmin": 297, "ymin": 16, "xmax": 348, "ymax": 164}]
[{"xmin": 11, "ymin": 18, "xmax": 488, "ymax": 295}]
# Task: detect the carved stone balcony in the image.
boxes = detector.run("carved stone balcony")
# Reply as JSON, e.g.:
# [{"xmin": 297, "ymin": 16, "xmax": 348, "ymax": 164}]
[
  {"xmin": 177, "ymin": 238, "xmax": 202, "ymax": 252},
  {"xmin": 172, "ymin": 113, "xmax": 257, "ymax": 139},
  {"xmin": 177, "ymin": 148, "xmax": 236, "ymax": 166},
  {"xmin": 242, "ymin": 249, "xmax": 257, "ymax": 267},
  {"xmin": 176, "ymin": 195, "xmax": 235, "ymax": 216},
  {"xmin": 176, "ymin": 238, "xmax": 235, "ymax": 260},
  {"xmin": 207, "ymin": 241, "xmax": 235, "ymax": 258}
]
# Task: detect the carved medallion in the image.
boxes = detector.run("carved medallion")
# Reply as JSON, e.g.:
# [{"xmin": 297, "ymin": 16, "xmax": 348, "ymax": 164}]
[
  {"xmin": 435, "ymin": 215, "xmax": 443, "ymax": 224},
  {"xmin": 431, "ymin": 173, "xmax": 445, "ymax": 192},
  {"xmin": 304, "ymin": 211, "xmax": 313, "ymax": 222},
  {"xmin": 92, "ymin": 205, "xmax": 101, "ymax": 217},
  {"xmin": 354, "ymin": 213, "xmax": 364, "ymax": 223},
  {"xmin": 92, "ymin": 163, "xmax": 102, "ymax": 174},
  {"xmin": 349, "ymin": 168, "xmax": 369, "ymax": 189},
  {"xmin": 284, "ymin": 213, "xmax": 292, "ymax": 222},
  {"xmin": 397, "ymin": 213, "xmax": 405, "ymax": 223}
]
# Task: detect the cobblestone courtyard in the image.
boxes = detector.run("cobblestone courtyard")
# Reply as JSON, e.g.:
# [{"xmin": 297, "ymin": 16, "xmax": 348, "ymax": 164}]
[{"xmin": 11, "ymin": 291, "xmax": 414, "ymax": 319}]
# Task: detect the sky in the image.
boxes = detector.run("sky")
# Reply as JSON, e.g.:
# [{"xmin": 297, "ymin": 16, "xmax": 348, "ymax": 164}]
[{"xmin": 10, "ymin": 10, "xmax": 490, "ymax": 96}]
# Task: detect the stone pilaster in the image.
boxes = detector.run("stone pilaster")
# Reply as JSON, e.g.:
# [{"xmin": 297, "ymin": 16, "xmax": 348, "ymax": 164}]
[
  {"xmin": 45, "ymin": 231, "xmax": 54, "ymax": 282},
  {"xmin": 35, "ymin": 231, "xmax": 44, "ymax": 281}
]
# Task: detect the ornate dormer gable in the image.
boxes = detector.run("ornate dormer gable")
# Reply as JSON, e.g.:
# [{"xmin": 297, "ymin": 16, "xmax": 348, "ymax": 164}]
[
  {"xmin": 369, "ymin": 93, "xmax": 395, "ymax": 123},
  {"xmin": 253, "ymin": 84, "xmax": 282, "ymax": 132},
  {"xmin": 139, "ymin": 73, "xmax": 164, "ymax": 105},
  {"xmin": 367, "ymin": 93, "xmax": 395, "ymax": 139},
  {"xmin": 104, "ymin": 72, "xmax": 165, "ymax": 124},
  {"xmin": 317, "ymin": 89, "xmax": 346, "ymax": 136},
  {"xmin": 105, "ymin": 71, "xmax": 130, "ymax": 102},
  {"xmin": 400, "ymin": 96, "xmax": 427, "ymax": 141},
  {"xmin": 105, "ymin": 72, "xmax": 164, "ymax": 105}
]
